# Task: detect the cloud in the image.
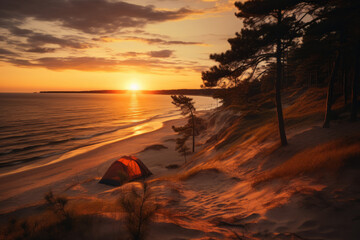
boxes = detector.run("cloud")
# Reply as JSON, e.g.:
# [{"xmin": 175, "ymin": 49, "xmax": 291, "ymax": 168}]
[
  {"xmin": 0, "ymin": 0, "xmax": 212, "ymax": 74},
  {"xmin": 0, "ymin": 48, "xmax": 17, "ymax": 56},
  {"xmin": 7, "ymin": 57, "xmax": 120, "ymax": 71},
  {"xmin": 6, "ymin": 56, "xmax": 173, "ymax": 71},
  {"xmin": 124, "ymin": 29, "xmax": 170, "ymax": 39},
  {"xmin": 7, "ymin": 26, "xmax": 33, "ymax": 36},
  {"xmin": 0, "ymin": 0, "xmax": 198, "ymax": 34},
  {"xmin": 1, "ymin": 26, "xmax": 92, "ymax": 54},
  {"xmin": 25, "ymin": 47, "xmax": 56, "ymax": 53},
  {"xmin": 6, "ymin": 55, "xmax": 205, "ymax": 73},
  {"xmin": 121, "ymin": 52, "xmax": 140, "ymax": 58},
  {"xmin": 26, "ymin": 33, "xmax": 91, "ymax": 49},
  {"xmin": 121, "ymin": 49, "xmax": 174, "ymax": 58},
  {"xmin": 148, "ymin": 50, "xmax": 173, "ymax": 58},
  {"xmin": 0, "ymin": 1, "xmax": 199, "ymax": 60},
  {"xmin": 6, "ymin": 26, "xmax": 91, "ymax": 49},
  {"xmin": 97, "ymin": 36, "xmax": 205, "ymax": 45}
]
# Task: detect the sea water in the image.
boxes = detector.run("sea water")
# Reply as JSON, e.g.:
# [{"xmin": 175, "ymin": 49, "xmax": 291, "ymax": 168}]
[{"xmin": 0, "ymin": 93, "xmax": 218, "ymax": 169}]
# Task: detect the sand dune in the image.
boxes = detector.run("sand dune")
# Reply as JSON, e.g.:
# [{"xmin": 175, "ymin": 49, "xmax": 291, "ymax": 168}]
[{"xmin": 1, "ymin": 90, "xmax": 360, "ymax": 240}]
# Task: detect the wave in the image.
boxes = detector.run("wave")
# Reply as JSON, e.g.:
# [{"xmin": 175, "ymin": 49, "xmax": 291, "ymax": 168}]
[
  {"xmin": 0, "ymin": 149, "xmax": 69, "ymax": 168},
  {"xmin": 0, "ymin": 117, "xmax": 114, "ymax": 140},
  {"xmin": 0, "ymin": 114, "xmax": 161, "ymax": 164},
  {"xmin": 0, "ymin": 94, "xmax": 218, "ymax": 171},
  {"xmin": 0, "ymin": 114, "xmax": 137, "ymax": 147}
]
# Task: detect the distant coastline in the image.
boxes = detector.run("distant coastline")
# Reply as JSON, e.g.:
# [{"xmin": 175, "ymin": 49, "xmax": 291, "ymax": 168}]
[{"xmin": 39, "ymin": 89, "xmax": 223, "ymax": 97}]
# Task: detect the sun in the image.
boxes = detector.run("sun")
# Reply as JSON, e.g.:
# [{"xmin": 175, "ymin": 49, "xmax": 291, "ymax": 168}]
[{"xmin": 129, "ymin": 83, "xmax": 140, "ymax": 91}]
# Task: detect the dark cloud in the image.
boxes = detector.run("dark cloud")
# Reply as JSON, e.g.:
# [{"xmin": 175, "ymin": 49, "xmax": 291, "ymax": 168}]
[
  {"xmin": 8, "ymin": 26, "xmax": 33, "ymax": 36},
  {"xmin": 25, "ymin": 47, "xmax": 56, "ymax": 53},
  {"xmin": 121, "ymin": 51, "xmax": 139, "ymax": 57},
  {"xmin": 126, "ymin": 36, "xmax": 204, "ymax": 45},
  {"xmin": 125, "ymin": 29, "xmax": 170, "ymax": 39},
  {"xmin": 0, "ymin": 0, "xmax": 197, "ymax": 34},
  {"xmin": 26, "ymin": 33, "xmax": 90, "ymax": 49},
  {"xmin": 96, "ymin": 36, "xmax": 204, "ymax": 45},
  {"xmin": 148, "ymin": 49, "xmax": 173, "ymax": 58},
  {"xmin": 4, "ymin": 26, "xmax": 91, "ymax": 52},
  {"xmin": 121, "ymin": 49, "xmax": 174, "ymax": 58},
  {"xmin": 0, "ymin": 48, "xmax": 17, "ymax": 55}
]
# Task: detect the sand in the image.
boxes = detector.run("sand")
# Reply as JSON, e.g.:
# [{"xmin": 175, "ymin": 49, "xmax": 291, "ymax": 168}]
[
  {"xmin": 0, "ymin": 116, "xmax": 188, "ymax": 214},
  {"xmin": 1, "ymin": 105, "xmax": 360, "ymax": 239}
]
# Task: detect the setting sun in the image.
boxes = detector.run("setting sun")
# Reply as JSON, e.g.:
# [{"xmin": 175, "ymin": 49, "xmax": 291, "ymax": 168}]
[{"xmin": 129, "ymin": 83, "xmax": 140, "ymax": 91}]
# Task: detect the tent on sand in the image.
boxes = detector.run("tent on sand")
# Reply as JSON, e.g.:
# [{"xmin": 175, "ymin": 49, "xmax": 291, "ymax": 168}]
[{"xmin": 99, "ymin": 155, "xmax": 152, "ymax": 186}]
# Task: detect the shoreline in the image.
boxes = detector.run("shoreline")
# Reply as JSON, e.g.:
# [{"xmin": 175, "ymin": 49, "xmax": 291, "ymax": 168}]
[
  {"xmin": 0, "ymin": 115, "xmax": 173, "ymax": 178},
  {"xmin": 37, "ymin": 89, "xmax": 221, "ymax": 97},
  {"xmin": 0, "ymin": 113, "xmax": 191, "ymax": 213}
]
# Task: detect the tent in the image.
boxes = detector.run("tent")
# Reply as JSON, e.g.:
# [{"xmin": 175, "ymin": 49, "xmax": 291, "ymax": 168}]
[{"xmin": 99, "ymin": 156, "xmax": 152, "ymax": 186}]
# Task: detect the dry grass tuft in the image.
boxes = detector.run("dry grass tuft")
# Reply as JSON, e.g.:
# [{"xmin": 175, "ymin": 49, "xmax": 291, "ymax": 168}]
[
  {"xmin": 177, "ymin": 166, "xmax": 220, "ymax": 181},
  {"xmin": 205, "ymin": 87, "xmax": 330, "ymax": 159},
  {"xmin": 0, "ymin": 193, "xmax": 109, "ymax": 240},
  {"xmin": 254, "ymin": 136, "xmax": 360, "ymax": 185},
  {"xmin": 44, "ymin": 190, "xmax": 72, "ymax": 223},
  {"xmin": 285, "ymin": 87, "xmax": 326, "ymax": 119},
  {"xmin": 165, "ymin": 164, "xmax": 180, "ymax": 169},
  {"xmin": 213, "ymin": 109, "xmax": 274, "ymax": 150},
  {"xmin": 117, "ymin": 182, "xmax": 159, "ymax": 240}
]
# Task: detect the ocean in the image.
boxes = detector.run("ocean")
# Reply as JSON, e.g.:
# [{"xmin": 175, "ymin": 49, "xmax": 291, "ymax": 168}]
[{"xmin": 0, "ymin": 93, "xmax": 218, "ymax": 169}]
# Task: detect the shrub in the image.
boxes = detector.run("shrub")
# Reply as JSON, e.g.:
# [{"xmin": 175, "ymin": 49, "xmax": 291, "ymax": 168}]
[
  {"xmin": 117, "ymin": 182, "xmax": 158, "ymax": 240},
  {"xmin": 44, "ymin": 190, "xmax": 72, "ymax": 228}
]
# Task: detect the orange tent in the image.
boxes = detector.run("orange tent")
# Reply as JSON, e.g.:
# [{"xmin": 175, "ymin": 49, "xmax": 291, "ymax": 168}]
[{"xmin": 99, "ymin": 156, "xmax": 152, "ymax": 186}]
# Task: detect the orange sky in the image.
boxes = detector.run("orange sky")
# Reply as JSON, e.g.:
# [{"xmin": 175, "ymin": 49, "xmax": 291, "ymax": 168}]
[{"xmin": 0, "ymin": 0, "xmax": 242, "ymax": 92}]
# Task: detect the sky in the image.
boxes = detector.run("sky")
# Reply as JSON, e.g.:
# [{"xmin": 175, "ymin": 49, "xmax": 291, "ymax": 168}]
[{"xmin": 0, "ymin": 0, "xmax": 242, "ymax": 92}]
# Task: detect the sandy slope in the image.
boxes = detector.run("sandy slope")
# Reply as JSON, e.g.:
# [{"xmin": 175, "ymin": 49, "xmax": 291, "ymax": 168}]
[
  {"xmin": 147, "ymin": 120, "xmax": 360, "ymax": 240},
  {"xmin": 1, "ymin": 94, "xmax": 360, "ymax": 240}
]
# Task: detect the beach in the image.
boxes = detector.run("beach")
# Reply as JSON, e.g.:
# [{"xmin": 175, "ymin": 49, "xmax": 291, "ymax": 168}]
[{"xmin": 0, "ymin": 115, "xmax": 189, "ymax": 214}]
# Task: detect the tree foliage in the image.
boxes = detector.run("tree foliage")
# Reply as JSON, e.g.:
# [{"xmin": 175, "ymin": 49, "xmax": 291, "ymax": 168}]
[
  {"xmin": 203, "ymin": 0, "xmax": 313, "ymax": 145},
  {"xmin": 171, "ymin": 95, "xmax": 206, "ymax": 154},
  {"xmin": 202, "ymin": 0, "xmax": 360, "ymax": 143}
]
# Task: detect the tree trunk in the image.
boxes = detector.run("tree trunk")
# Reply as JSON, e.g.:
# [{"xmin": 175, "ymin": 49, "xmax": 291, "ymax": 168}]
[
  {"xmin": 282, "ymin": 52, "xmax": 286, "ymax": 87},
  {"xmin": 351, "ymin": 42, "xmax": 359, "ymax": 121},
  {"xmin": 343, "ymin": 69, "xmax": 348, "ymax": 105},
  {"xmin": 190, "ymin": 112, "xmax": 195, "ymax": 152},
  {"xmin": 275, "ymin": 10, "xmax": 287, "ymax": 146},
  {"xmin": 340, "ymin": 50, "xmax": 349, "ymax": 106},
  {"xmin": 323, "ymin": 51, "xmax": 341, "ymax": 128}
]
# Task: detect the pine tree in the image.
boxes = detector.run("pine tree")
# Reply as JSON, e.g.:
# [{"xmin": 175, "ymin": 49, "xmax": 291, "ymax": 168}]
[
  {"xmin": 306, "ymin": 0, "xmax": 360, "ymax": 126},
  {"xmin": 171, "ymin": 95, "xmax": 197, "ymax": 152},
  {"xmin": 202, "ymin": 0, "xmax": 312, "ymax": 146}
]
